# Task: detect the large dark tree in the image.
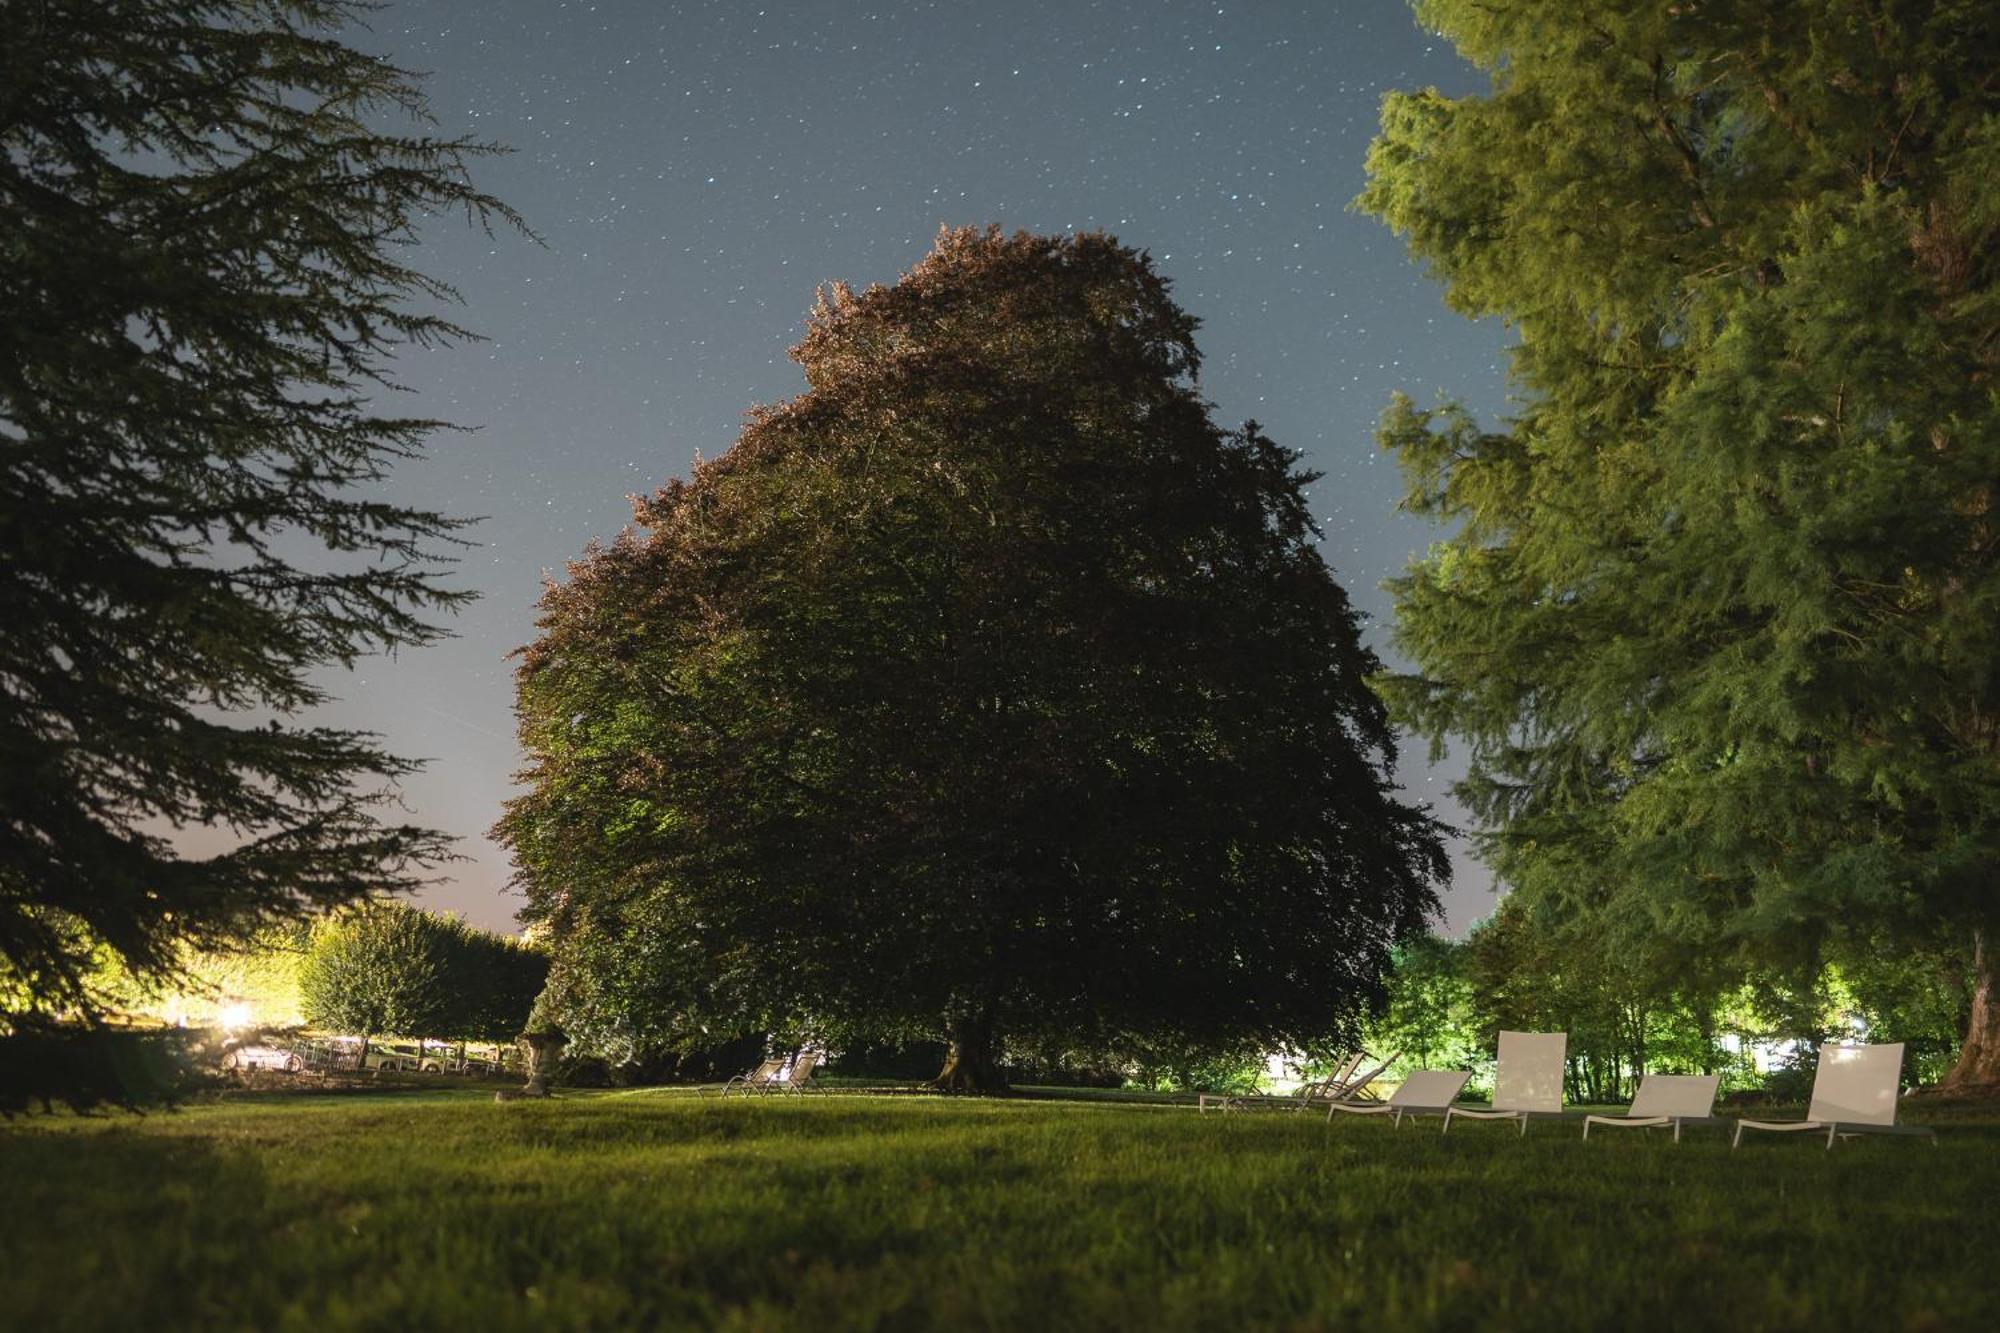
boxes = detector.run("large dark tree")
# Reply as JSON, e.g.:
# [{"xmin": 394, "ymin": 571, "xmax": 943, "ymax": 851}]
[
  {"xmin": 499, "ymin": 228, "xmax": 1446, "ymax": 1092},
  {"xmin": 1362, "ymin": 1, "xmax": 2000, "ymax": 1088},
  {"xmin": 0, "ymin": 0, "xmax": 520, "ymax": 1020}
]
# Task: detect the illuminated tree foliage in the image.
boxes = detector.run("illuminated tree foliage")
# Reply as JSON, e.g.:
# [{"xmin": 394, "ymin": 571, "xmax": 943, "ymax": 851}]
[
  {"xmin": 297, "ymin": 903, "xmax": 546, "ymax": 1063},
  {"xmin": 1363, "ymin": 1, "xmax": 2000, "ymax": 1087},
  {"xmin": 499, "ymin": 228, "xmax": 1446, "ymax": 1092},
  {"xmin": 0, "ymin": 0, "xmax": 522, "ymax": 1021}
]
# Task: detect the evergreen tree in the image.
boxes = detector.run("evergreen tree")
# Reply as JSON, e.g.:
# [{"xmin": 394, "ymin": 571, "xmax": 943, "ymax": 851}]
[
  {"xmin": 498, "ymin": 228, "xmax": 1447, "ymax": 1092},
  {"xmin": 0, "ymin": 0, "xmax": 522, "ymax": 1019},
  {"xmin": 1362, "ymin": 1, "xmax": 2000, "ymax": 1087}
]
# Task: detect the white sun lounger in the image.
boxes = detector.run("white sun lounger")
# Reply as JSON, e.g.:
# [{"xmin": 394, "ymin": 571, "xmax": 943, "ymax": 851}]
[
  {"xmin": 1732, "ymin": 1043, "xmax": 1936, "ymax": 1149},
  {"xmin": 1327, "ymin": 1068, "xmax": 1471, "ymax": 1127},
  {"xmin": 1199, "ymin": 1052, "xmax": 1361, "ymax": 1113},
  {"xmin": 1324, "ymin": 1050, "xmax": 1397, "ymax": 1104},
  {"xmin": 759, "ymin": 1048, "xmax": 823, "ymax": 1094},
  {"xmin": 711, "ymin": 1054, "xmax": 787, "ymax": 1097},
  {"xmin": 1581, "ymin": 1073, "xmax": 1720, "ymax": 1142},
  {"xmin": 1442, "ymin": 1031, "xmax": 1567, "ymax": 1135}
]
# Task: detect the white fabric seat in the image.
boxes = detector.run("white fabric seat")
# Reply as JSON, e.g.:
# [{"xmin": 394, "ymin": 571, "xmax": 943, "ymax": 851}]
[
  {"xmin": 710, "ymin": 1055, "xmax": 787, "ymax": 1097},
  {"xmin": 1200, "ymin": 1052, "xmax": 1363, "ymax": 1113},
  {"xmin": 1581, "ymin": 1073, "xmax": 1720, "ymax": 1142},
  {"xmin": 1732, "ymin": 1043, "xmax": 1936, "ymax": 1149},
  {"xmin": 1442, "ymin": 1031, "xmax": 1567, "ymax": 1136},
  {"xmin": 1326, "ymin": 1068, "xmax": 1471, "ymax": 1128}
]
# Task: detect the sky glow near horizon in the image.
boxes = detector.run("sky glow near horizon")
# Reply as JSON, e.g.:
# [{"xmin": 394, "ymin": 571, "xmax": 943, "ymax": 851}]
[{"xmin": 324, "ymin": 0, "xmax": 1511, "ymax": 934}]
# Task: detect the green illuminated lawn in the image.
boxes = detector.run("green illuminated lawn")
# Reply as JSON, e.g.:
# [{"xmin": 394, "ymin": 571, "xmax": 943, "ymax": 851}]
[{"xmin": 4, "ymin": 1089, "xmax": 1993, "ymax": 1331}]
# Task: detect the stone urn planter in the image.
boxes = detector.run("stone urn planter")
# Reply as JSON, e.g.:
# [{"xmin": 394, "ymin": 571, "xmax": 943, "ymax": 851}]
[{"xmin": 495, "ymin": 1024, "xmax": 567, "ymax": 1102}]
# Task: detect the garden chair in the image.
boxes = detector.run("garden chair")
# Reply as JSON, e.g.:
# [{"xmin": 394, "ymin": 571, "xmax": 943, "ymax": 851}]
[
  {"xmin": 1326, "ymin": 1069, "xmax": 1471, "ymax": 1128},
  {"xmin": 1580, "ymin": 1073, "xmax": 1720, "ymax": 1142},
  {"xmin": 1199, "ymin": 1052, "xmax": 1364, "ymax": 1113},
  {"xmin": 1441, "ymin": 1031, "xmax": 1567, "ymax": 1135},
  {"xmin": 713, "ymin": 1054, "xmax": 788, "ymax": 1097},
  {"xmin": 760, "ymin": 1047, "xmax": 823, "ymax": 1094},
  {"xmin": 1322, "ymin": 1050, "xmax": 1397, "ymax": 1104},
  {"xmin": 1732, "ymin": 1043, "xmax": 1936, "ymax": 1150}
]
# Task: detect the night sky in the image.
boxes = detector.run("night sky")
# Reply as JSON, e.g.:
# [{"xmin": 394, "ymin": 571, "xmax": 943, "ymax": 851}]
[{"xmin": 331, "ymin": 0, "xmax": 1511, "ymax": 934}]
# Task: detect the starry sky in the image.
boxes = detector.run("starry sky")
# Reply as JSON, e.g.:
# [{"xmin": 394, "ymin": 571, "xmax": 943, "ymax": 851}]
[{"xmin": 331, "ymin": 0, "xmax": 1511, "ymax": 934}]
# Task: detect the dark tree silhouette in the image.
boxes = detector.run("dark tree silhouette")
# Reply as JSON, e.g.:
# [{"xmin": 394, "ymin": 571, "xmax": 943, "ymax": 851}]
[
  {"xmin": 0, "ymin": 0, "xmax": 523, "ymax": 1020},
  {"xmin": 499, "ymin": 228, "xmax": 1445, "ymax": 1092}
]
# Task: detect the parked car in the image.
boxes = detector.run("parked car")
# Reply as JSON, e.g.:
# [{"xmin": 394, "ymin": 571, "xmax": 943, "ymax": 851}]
[
  {"xmin": 379, "ymin": 1043, "xmax": 451, "ymax": 1073},
  {"xmin": 220, "ymin": 1041, "xmax": 304, "ymax": 1074},
  {"xmin": 361, "ymin": 1046, "xmax": 419, "ymax": 1072}
]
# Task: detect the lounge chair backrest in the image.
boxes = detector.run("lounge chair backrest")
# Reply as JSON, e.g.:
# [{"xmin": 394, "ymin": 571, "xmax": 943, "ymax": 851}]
[
  {"xmin": 1806, "ymin": 1043, "xmax": 1903, "ymax": 1126},
  {"xmin": 1326, "ymin": 1051, "xmax": 1365, "ymax": 1087},
  {"xmin": 1627, "ymin": 1073, "xmax": 1720, "ymax": 1119},
  {"xmin": 1386, "ymin": 1069, "xmax": 1472, "ymax": 1109},
  {"xmin": 1342, "ymin": 1051, "xmax": 1396, "ymax": 1092},
  {"xmin": 747, "ymin": 1057, "xmax": 784, "ymax": 1083},
  {"xmin": 1493, "ymin": 1031, "xmax": 1567, "ymax": 1114},
  {"xmin": 784, "ymin": 1049, "xmax": 822, "ymax": 1086}
]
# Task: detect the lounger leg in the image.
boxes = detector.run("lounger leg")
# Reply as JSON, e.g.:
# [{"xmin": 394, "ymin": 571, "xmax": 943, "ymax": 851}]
[
  {"xmin": 1517, "ymin": 1116, "xmax": 1527, "ymax": 1137},
  {"xmin": 1439, "ymin": 1108, "xmax": 1450, "ymax": 1135},
  {"xmin": 1582, "ymin": 1118, "xmax": 1591, "ymax": 1141},
  {"xmin": 1672, "ymin": 1119, "xmax": 1681, "ymax": 1144},
  {"xmin": 1732, "ymin": 1121, "xmax": 1744, "ymax": 1149},
  {"xmin": 1826, "ymin": 1124, "xmax": 1837, "ymax": 1150}
]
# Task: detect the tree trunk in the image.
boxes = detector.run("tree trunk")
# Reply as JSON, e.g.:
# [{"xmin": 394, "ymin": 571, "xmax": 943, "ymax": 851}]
[
  {"xmin": 356, "ymin": 1032, "xmax": 371, "ymax": 1071},
  {"xmin": 1693, "ymin": 997, "xmax": 1717, "ymax": 1076},
  {"xmin": 927, "ymin": 1007, "xmax": 1009, "ymax": 1094},
  {"xmin": 1940, "ymin": 926, "xmax": 2000, "ymax": 1094}
]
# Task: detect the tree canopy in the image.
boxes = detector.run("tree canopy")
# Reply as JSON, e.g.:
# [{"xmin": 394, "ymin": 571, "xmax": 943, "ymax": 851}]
[
  {"xmin": 1361, "ymin": 0, "xmax": 2000, "ymax": 1086},
  {"xmin": 499, "ymin": 227, "xmax": 1447, "ymax": 1091},
  {"xmin": 297, "ymin": 903, "xmax": 546, "ymax": 1060},
  {"xmin": 298, "ymin": 904, "xmax": 455, "ymax": 1064},
  {"xmin": 0, "ymin": 0, "xmax": 521, "ymax": 1020}
]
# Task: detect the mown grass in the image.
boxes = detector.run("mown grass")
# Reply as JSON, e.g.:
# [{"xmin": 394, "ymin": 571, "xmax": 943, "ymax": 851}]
[{"xmin": 3, "ymin": 1088, "xmax": 1994, "ymax": 1332}]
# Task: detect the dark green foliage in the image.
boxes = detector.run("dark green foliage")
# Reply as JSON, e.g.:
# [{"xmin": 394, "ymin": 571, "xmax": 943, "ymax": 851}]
[
  {"xmin": 453, "ymin": 930, "xmax": 550, "ymax": 1045},
  {"xmin": 1370, "ymin": 915, "xmax": 1734, "ymax": 1102},
  {"xmin": 0, "ymin": 1018, "xmax": 207, "ymax": 1115},
  {"xmin": 1461, "ymin": 898, "xmax": 1740, "ymax": 1102},
  {"xmin": 1832, "ymin": 929, "xmax": 1974, "ymax": 1086},
  {"xmin": 1366, "ymin": 931, "xmax": 1478, "ymax": 1074},
  {"xmin": 499, "ymin": 228, "xmax": 1447, "ymax": 1089},
  {"xmin": 2, "ymin": 1092, "xmax": 1994, "ymax": 1329},
  {"xmin": 0, "ymin": 0, "xmax": 522, "ymax": 1017},
  {"xmin": 1362, "ymin": 1, "xmax": 2000, "ymax": 1085}
]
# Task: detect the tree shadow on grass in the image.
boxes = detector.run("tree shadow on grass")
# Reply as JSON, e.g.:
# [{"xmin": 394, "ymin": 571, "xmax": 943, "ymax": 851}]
[{"xmin": 0, "ymin": 1126, "xmax": 273, "ymax": 1330}]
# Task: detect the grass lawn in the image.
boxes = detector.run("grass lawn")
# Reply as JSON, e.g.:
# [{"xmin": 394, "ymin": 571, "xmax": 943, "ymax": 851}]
[{"xmin": 4, "ymin": 1088, "xmax": 1994, "ymax": 1332}]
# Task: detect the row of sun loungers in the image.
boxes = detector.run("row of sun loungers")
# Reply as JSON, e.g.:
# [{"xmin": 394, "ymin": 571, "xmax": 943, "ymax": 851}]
[
  {"xmin": 1318, "ymin": 1033, "xmax": 1934, "ymax": 1148},
  {"xmin": 703, "ymin": 1048, "xmax": 825, "ymax": 1096},
  {"xmin": 713, "ymin": 1036, "xmax": 1934, "ymax": 1148},
  {"xmin": 1196, "ymin": 1049, "xmax": 1401, "ymax": 1114}
]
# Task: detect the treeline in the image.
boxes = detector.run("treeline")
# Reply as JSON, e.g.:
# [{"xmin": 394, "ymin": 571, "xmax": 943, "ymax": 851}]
[
  {"xmin": 4, "ymin": 904, "xmax": 546, "ymax": 1111},
  {"xmin": 296, "ymin": 904, "xmax": 548, "ymax": 1064},
  {"xmin": 1369, "ymin": 898, "xmax": 1970, "ymax": 1103},
  {"xmin": 102, "ymin": 904, "xmax": 549, "ymax": 1055}
]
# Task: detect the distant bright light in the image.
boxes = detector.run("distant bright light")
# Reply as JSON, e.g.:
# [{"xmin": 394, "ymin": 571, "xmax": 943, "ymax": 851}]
[{"xmin": 220, "ymin": 1002, "xmax": 253, "ymax": 1030}]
